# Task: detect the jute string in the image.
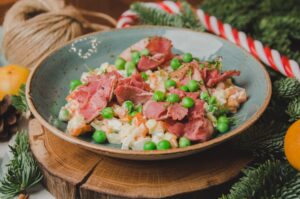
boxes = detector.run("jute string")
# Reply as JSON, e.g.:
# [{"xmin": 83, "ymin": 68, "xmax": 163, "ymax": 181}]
[{"xmin": 2, "ymin": 0, "xmax": 117, "ymax": 68}]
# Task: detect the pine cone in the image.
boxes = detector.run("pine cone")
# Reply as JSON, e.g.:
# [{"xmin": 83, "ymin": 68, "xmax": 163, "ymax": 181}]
[
  {"xmin": 274, "ymin": 77, "xmax": 300, "ymax": 99},
  {"xmin": 0, "ymin": 95, "xmax": 21, "ymax": 141},
  {"xmin": 286, "ymin": 96, "xmax": 300, "ymax": 121}
]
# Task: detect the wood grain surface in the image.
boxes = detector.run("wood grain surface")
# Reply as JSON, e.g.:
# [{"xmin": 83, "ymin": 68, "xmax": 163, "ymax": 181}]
[{"xmin": 29, "ymin": 119, "xmax": 252, "ymax": 199}]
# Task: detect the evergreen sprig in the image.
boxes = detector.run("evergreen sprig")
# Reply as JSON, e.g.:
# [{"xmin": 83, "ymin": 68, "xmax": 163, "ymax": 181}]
[
  {"xmin": 11, "ymin": 84, "xmax": 28, "ymax": 113},
  {"xmin": 130, "ymin": 1, "xmax": 204, "ymax": 31},
  {"xmin": 286, "ymin": 97, "xmax": 300, "ymax": 121},
  {"xmin": 0, "ymin": 131, "xmax": 43, "ymax": 199},
  {"xmin": 221, "ymin": 160, "xmax": 297, "ymax": 199}
]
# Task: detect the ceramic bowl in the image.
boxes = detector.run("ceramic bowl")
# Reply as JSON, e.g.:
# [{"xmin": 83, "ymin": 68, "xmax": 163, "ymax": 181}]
[{"xmin": 26, "ymin": 26, "xmax": 271, "ymax": 160}]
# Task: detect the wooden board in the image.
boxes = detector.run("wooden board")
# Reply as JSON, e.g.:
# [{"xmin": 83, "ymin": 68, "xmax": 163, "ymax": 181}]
[{"xmin": 29, "ymin": 119, "xmax": 252, "ymax": 199}]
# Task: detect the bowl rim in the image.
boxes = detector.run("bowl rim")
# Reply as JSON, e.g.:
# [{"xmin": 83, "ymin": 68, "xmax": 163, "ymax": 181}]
[{"xmin": 26, "ymin": 25, "xmax": 272, "ymax": 157}]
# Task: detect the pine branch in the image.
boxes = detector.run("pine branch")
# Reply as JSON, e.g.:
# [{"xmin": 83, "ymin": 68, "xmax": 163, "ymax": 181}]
[
  {"xmin": 273, "ymin": 77, "xmax": 300, "ymax": 99},
  {"xmin": 286, "ymin": 96, "xmax": 300, "ymax": 121},
  {"xmin": 232, "ymin": 101, "xmax": 288, "ymax": 158},
  {"xmin": 130, "ymin": 1, "xmax": 204, "ymax": 31},
  {"xmin": 11, "ymin": 84, "xmax": 28, "ymax": 113},
  {"xmin": 271, "ymin": 173, "xmax": 300, "ymax": 198},
  {"xmin": 220, "ymin": 159, "xmax": 297, "ymax": 199},
  {"xmin": 0, "ymin": 131, "xmax": 43, "ymax": 199}
]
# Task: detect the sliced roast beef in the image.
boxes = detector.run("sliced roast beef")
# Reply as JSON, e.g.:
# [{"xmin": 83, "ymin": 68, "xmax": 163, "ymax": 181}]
[
  {"xmin": 118, "ymin": 74, "xmax": 150, "ymax": 91},
  {"xmin": 114, "ymin": 86, "xmax": 152, "ymax": 104},
  {"xmin": 189, "ymin": 100, "xmax": 205, "ymax": 120},
  {"xmin": 114, "ymin": 73, "xmax": 152, "ymax": 104},
  {"xmin": 68, "ymin": 72, "xmax": 120, "ymax": 122},
  {"xmin": 137, "ymin": 53, "xmax": 165, "ymax": 71},
  {"xmin": 204, "ymin": 69, "xmax": 240, "ymax": 87},
  {"xmin": 164, "ymin": 120, "xmax": 185, "ymax": 137},
  {"xmin": 167, "ymin": 103, "xmax": 188, "ymax": 121},
  {"xmin": 184, "ymin": 118, "xmax": 214, "ymax": 142},
  {"xmin": 79, "ymin": 91, "xmax": 107, "ymax": 122},
  {"xmin": 170, "ymin": 63, "xmax": 191, "ymax": 80},
  {"xmin": 143, "ymin": 100, "xmax": 169, "ymax": 120},
  {"xmin": 147, "ymin": 36, "xmax": 173, "ymax": 60}
]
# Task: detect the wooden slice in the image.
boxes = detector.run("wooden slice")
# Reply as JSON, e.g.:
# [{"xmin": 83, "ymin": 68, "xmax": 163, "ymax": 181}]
[{"xmin": 29, "ymin": 119, "xmax": 252, "ymax": 199}]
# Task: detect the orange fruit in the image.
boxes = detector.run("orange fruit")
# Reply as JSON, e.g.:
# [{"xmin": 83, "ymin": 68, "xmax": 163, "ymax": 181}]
[
  {"xmin": 284, "ymin": 119, "xmax": 300, "ymax": 171},
  {"xmin": 0, "ymin": 64, "xmax": 30, "ymax": 100}
]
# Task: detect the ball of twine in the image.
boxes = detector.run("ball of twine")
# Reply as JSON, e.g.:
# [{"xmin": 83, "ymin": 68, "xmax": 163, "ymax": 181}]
[{"xmin": 2, "ymin": 0, "xmax": 117, "ymax": 68}]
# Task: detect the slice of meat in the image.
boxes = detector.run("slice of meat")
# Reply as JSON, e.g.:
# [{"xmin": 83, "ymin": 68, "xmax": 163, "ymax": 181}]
[
  {"xmin": 147, "ymin": 36, "xmax": 173, "ymax": 60},
  {"xmin": 114, "ymin": 85, "xmax": 152, "ymax": 104},
  {"xmin": 79, "ymin": 91, "xmax": 108, "ymax": 122},
  {"xmin": 184, "ymin": 118, "xmax": 214, "ymax": 142},
  {"xmin": 143, "ymin": 100, "xmax": 169, "ymax": 120},
  {"xmin": 169, "ymin": 88, "xmax": 186, "ymax": 98},
  {"xmin": 186, "ymin": 92, "xmax": 200, "ymax": 100},
  {"xmin": 67, "ymin": 72, "xmax": 120, "ymax": 122},
  {"xmin": 170, "ymin": 63, "xmax": 191, "ymax": 80},
  {"xmin": 192, "ymin": 62, "xmax": 207, "ymax": 92},
  {"xmin": 164, "ymin": 120, "xmax": 185, "ymax": 137},
  {"xmin": 119, "ymin": 38, "xmax": 149, "ymax": 61},
  {"xmin": 137, "ymin": 53, "xmax": 165, "ymax": 71},
  {"xmin": 205, "ymin": 69, "xmax": 240, "ymax": 87},
  {"xmin": 189, "ymin": 100, "xmax": 205, "ymax": 120},
  {"xmin": 118, "ymin": 73, "xmax": 151, "ymax": 91},
  {"xmin": 167, "ymin": 103, "xmax": 188, "ymax": 121}
]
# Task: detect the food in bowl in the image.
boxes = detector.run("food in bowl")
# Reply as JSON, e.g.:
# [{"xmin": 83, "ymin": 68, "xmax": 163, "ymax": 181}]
[{"xmin": 58, "ymin": 36, "xmax": 247, "ymax": 151}]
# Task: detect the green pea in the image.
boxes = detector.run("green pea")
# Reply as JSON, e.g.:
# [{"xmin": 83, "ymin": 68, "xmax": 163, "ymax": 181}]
[
  {"xmin": 179, "ymin": 137, "xmax": 191, "ymax": 148},
  {"xmin": 58, "ymin": 109, "xmax": 70, "ymax": 121},
  {"xmin": 141, "ymin": 72, "xmax": 148, "ymax": 81},
  {"xmin": 165, "ymin": 79, "xmax": 177, "ymax": 89},
  {"xmin": 166, "ymin": 94, "xmax": 180, "ymax": 103},
  {"xmin": 114, "ymin": 57, "xmax": 126, "ymax": 70},
  {"xmin": 123, "ymin": 101, "xmax": 134, "ymax": 113},
  {"xmin": 180, "ymin": 85, "xmax": 189, "ymax": 92},
  {"xmin": 182, "ymin": 97, "xmax": 195, "ymax": 108},
  {"xmin": 170, "ymin": 58, "xmax": 181, "ymax": 70},
  {"xmin": 200, "ymin": 91, "xmax": 209, "ymax": 101},
  {"xmin": 70, "ymin": 80, "xmax": 82, "ymax": 91},
  {"xmin": 153, "ymin": 91, "xmax": 165, "ymax": 102},
  {"xmin": 136, "ymin": 105, "xmax": 143, "ymax": 113},
  {"xmin": 140, "ymin": 48, "xmax": 150, "ymax": 56},
  {"xmin": 183, "ymin": 53, "xmax": 193, "ymax": 63},
  {"xmin": 92, "ymin": 130, "xmax": 107, "ymax": 143},
  {"xmin": 130, "ymin": 111, "xmax": 138, "ymax": 117},
  {"xmin": 187, "ymin": 80, "xmax": 200, "ymax": 92},
  {"xmin": 131, "ymin": 51, "xmax": 141, "ymax": 64},
  {"xmin": 101, "ymin": 107, "xmax": 114, "ymax": 119},
  {"xmin": 217, "ymin": 122, "xmax": 229, "ymax": 133},
  {"xmin": 157, "ymin": 140, "xmax": 171, "ymax": 150},
  {"xmin": 143, "ymin": 141, "xmax": 157, "ymax": 150},
  {"xmin": 218, "ymin": 115, "xmax": 229, "ymax": 124},
  {"xmin": 125, "ymin": 61, "xmax": 136, "ymax": 76},
  {"xmin": 209, "ymin": 96, "xmax": 217, "ymax": 105}
]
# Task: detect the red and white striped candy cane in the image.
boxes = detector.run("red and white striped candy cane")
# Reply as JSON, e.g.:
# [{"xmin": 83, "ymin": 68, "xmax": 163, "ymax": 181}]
[{"xmin": 117, "ymin": 1, "xmax": 300, "ymax": 80}]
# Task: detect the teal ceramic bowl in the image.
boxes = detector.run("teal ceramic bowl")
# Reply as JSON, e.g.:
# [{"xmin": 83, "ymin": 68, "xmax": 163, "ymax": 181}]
[{"xmin": 26, "ymin": 26, "xmax": 271, "ymax": 160}]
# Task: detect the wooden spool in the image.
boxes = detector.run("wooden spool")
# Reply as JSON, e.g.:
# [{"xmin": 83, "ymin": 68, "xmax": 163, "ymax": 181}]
[{"xmin": 28, "ymin": 119, "xmax": 252, "ymax": 199}]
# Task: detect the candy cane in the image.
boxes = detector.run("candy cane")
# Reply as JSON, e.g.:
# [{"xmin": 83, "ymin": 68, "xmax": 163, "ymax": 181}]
[{"xmin": 117, "ymin": 1, "xmax": 300, "ymax": 80}]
